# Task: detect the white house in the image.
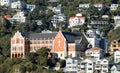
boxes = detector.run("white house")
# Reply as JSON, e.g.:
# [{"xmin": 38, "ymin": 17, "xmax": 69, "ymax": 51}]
[
  {"xmin": 64, "ymin": 57, "xmax": 82, "ymax": 73},
  {"xmin": 0, "ymin": 0, "xmax": 12, "ymax": 7},
  {"xmin": 51, "ymin": 13, "xmax": 66, "ymax": 28},
  {"xmin": 114, "ymin": 51, "xmax": 120, "ymax": 63},
  {"xmin": 110, "ymin": 4, "xmax": 119, "ymax": 11},
  {"xmin": 69, "ymin": 13, "xmax": 85, "ymax": 27},
  {"xmin": 111, "ymin": 65, "xmax": 120, "ymax": 73},
  {"xmin": 86, "ymin": 29, "xmax": 101, "ymax": 38},
  {"xmin": 94, "ymin": 3, "xmax": 104, "ymax": 11},
  {"xmin": 102, "ymin": 15, "xmax": 109, "ymax": 19},
  {"xmin": 11, "ymin": 0, "xmax": 26, "ymax": 9},
  {"xmin": 113, "ymin": 16, "xmax": 120, "ymax": 29},
  {"xmin": 94, "ymin": 58, "xmax": 109, "ymax": 73},
  {"xmin": 80, "ymin": 59, "xmax": 93, "ymax": 73},
  {"xmin": 85, "ymin": 47, "xmax": 104, "ymax": 60},
  {"xmin": 52, "ymin": 4, "xmax": 62, "ymax": 14},
  {"xmin": 89, "ymin": 20, "xmax": 109, "ymax": 29},
  {"xmin": 114, "ymin": 15, "xmax": 120, "ymax": 23},
  {"xmin": 79, "ymin": 3, "xmax": 90, "ymax": 10},
  {"xmin": 9, "ymin": 11, "xmax": 27, "ymax": 23}
]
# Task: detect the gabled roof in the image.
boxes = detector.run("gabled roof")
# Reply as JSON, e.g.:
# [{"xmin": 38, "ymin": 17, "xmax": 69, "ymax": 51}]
[
  {"xmin": 112, "ymin": 65, "xmax": 120, "ymax": 71},
  {"xmin": 87, "ymin": 47, "xmax": 102, "ymax": 51},
  {"xmin": 21, "ymin": 32, "xmax": 57, "ymax": 40},
  {"xmin": 4, "ymin": 15, "xmax": 11, "ymax": 19},
  {"xmin": 21, "ymin": 31, "xmax": 88, "ymax": 45},
  {"xmin": 62, "ymin": 32, "xmax": 87, "ymax": 43}
]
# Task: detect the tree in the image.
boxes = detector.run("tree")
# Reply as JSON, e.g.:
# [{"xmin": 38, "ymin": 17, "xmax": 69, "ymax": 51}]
[
  {"xmin": 26, "ymin": 52, "xmax": 38, "ymax": 63},
  {"xmin": 36, "ymin": 47, "xmax": 50, "ymax": 66}
]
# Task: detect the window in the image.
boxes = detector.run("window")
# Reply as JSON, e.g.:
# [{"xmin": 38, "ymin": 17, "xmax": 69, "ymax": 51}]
[
  {"xmin": 96, "ymin": 66, "xmax": 100, "ymax": 68},
  {"xmin": 13, "ymin": 47, "xmax": 16, "ymax": 51},
  {"xmin": 97, "ymin": 61, "xmax": 100, "ymax": 64},
  {"xmin": 104, "ymin": 61, "xmax": 107, "ymax": 63},
  {"xmin": 103, "ymin": 70, "xmax": 107, "ymax": 72},
  {"xmin": 113, "ymin": 41, "xmax": 116, "ymax": 43},
  {"xmin": 77, "ymin": 54, "xmax": 79, "ymax": 57},
  {"xmin": 89, "ymin": 63, "xmax": 92, "ymax": 65},
  {"xmin": 61, "ymin": 54, "xmax": 62, "ymax": 57},
  {"xmin": 50, "ymin": 41, "xmax": 52, "ymax": 43},
  {"xmin": 16, "ymin": 38, "xmax": 19, "ymax": 43},
  {"xmin": 81, "ymin": 68, "xmax": 85, "ymax": 70},
  {"xmin": 88, "ymin": 68, "xmax": 92, "ymax": 70},
  {"xmin": 103, "ymin": 66, "xmax": 107, "ymax": 68},
  {"xmin": 113, "ymin": 45, "xmax": 116, "ymax": 47},
  {"xmin": 19, "ymin": 46, "xmax": 22, "ymax": 51}
]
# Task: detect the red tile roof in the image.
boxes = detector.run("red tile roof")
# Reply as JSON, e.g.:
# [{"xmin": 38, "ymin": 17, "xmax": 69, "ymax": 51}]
[
  {"xmin": 77, "ymin": 16, "xmax": 85, "ymax": 19},
  {"xmin": 70, "ymin": 16, "xmax": 75, "ymax": 19},
  {"xmin": 70, "ymin": 16, "xmax": 85, "ymax": 19},
  {"xmin": 4, "ymin": 15, "xmax": 11, "ymax": 19},
  {"xmin": 87, "ymin": 47, "xmax": 102, "ymax": 51}
]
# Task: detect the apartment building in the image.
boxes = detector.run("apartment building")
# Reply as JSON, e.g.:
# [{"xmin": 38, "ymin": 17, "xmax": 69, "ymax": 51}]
[
  {"xmin": 110, "ymin": 4, "xmax": 119, "ymax": 11},
  {"xmin": 11, "ymin": 0, "xmax": 26, "ymax": 9},
  {"xmin": 79, "ymin": 3, "xmax": 90, "ymax": 10},
  {"xmin": 114, "ymin": 51, "xmax": 120, "ymax": 63},
  {"xmin": 94, "ymin": 3, "xmax": 104, "ymax": 11},
  {"xmin": 80, "ymin": 59, "xmax": 93, "ymax": 73},
  {"xmin": 94, "ymin": 59, "xmax": 109, "ymax": 73},
  {"xmin": 110, "ymin": 39, "xmax": 120, "ymax": 53},
  {"xmin": 9, "ymin": 11, "xmax": 27, "ymax": 23},
  {"xmin": 0, "ymin": 0, "xmax": 12, "ymax": 7},
  {"xmin": 85, "ymin": 47, "xmax": 104, "ymax": 60},
  {"xmin": 65, "ymin": 57, "xmax": 82, "ymax": 73}
]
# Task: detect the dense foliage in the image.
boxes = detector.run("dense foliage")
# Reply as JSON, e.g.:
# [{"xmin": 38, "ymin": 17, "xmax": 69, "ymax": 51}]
[{"xmin": 0, "ymin": 47, "xmax": 64, "ymax": 73}]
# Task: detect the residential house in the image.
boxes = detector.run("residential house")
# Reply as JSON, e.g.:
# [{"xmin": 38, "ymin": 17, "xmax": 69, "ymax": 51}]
[
  {"xmin": 69, "ymin": 13, "xmax": 85, "ymax": 28},
  {"xmin": 52, "ymin": 4, "xmax": 62, "ymax": 14},
  {"xmin": 31, "ymin": 20, "xmax": 42, "ymax": 25},
  {"xmin": 9, "ymin": 11, "xmax": 27, "ymax": 23},
  {"xmin": 26, "ymin": 4, "xmax": 35, "ymax": 11},
  {"xmin": 102, "ymin": 15, "xmax": 109, "ymax": 19},
  {"xmin": 85, "ymin": 47, "xmax": 104, "ymax": 60},
  {"xmin": 89, "ymin": 20, "xmax": 109, "ymax": 29},
  {"xmin": 85, "ymin": 30, "xmax": 108, "ymax": 51},
  {"xmin": 0, "ymin": 0, "xmax": 12, "ymax": 7},
  {"xmin": 86, "ymin": 29, "xmax": 100, "ymax": 38},
  {"xmin": 111, "ymin": 65, "xmax": 120, "ymax": 73},
  {"xmin": 110, "ymin": 4, "xmax": 119, "ymax": 11},
  {"xmin": 11, "ymin": 30, "xmax": 89, "ymax": 59},
  {"xmin": 110, "ymin": 39, "xmax": 120, "ymax": 53},
  {"xmin": 94, "ymin": 58, "xmax": 109, "ymax": 73},
  {"xmin": 114, "ymin": 15, "xmax": 120, "ymax": 24},
  {"xmin": 4, "ymin": 15, "xmax": 11, "ymax": 20},
  {"xmin": 94, "ymin": 3, "xmax": 104, "ymax": 10},
  {"xmin": 64, "ymin": 57, "xmax": 82, "ymax": 73},
  {"xmin": 11, "ymin": 0, "xmax": 26, "ymax": 9},
  {"xmin": 114, "ymin": 51, "xmax": 120, "ymax": 63},
  {"xmin": 51, "ymin": 13, "xmax": 66, "ymax": 28},
  {"xmin": 114, "ymin": 16, "xmax": 120, "ymax": 29},
  {"xmin": 80, "ymin": 59, "xmax": 93, "ymax": 73},
  {"xmin": 79, "ymin": 3, "xmax": 90, "ymax": 10}
]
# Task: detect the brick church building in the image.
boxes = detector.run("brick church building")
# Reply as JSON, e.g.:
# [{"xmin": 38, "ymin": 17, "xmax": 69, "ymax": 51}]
[{"xmin": 11, "ymin": 30, "xmax": 89, "ymax": 59}]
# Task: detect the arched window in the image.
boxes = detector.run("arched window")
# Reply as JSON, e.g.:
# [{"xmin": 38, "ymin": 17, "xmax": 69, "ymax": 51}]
[{"xmin": 16, "ymin": 38, "xmax": 19, "ymax": 43}]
